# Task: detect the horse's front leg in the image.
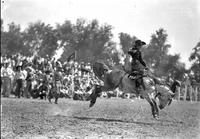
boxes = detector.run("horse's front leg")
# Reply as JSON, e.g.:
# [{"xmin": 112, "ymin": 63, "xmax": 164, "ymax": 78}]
[
  {"xmin": 141, "ymin": 92, "xmax": 158, "ymax": 119},
  {"xmin": 89, "ymin": 85, "xmax": 102, "ymax": 107},
  {"xmin": 151, "ymin": 99, "xmax": 159, "ymax": 118},
  {"xmin": 148, "ymin": 100, "xmax": 157, "ymax": 119}
]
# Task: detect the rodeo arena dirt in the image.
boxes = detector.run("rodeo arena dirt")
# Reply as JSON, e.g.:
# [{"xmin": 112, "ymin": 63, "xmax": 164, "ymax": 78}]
[{"xmin": 1, "ymin": 55, "xmax": 200, "ymax": 139}]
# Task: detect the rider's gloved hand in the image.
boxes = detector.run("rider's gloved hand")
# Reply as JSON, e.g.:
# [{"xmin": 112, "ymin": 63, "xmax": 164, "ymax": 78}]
[{"xmin": 145, "ymin": 67, "xmax": 149, "ymax": 70}]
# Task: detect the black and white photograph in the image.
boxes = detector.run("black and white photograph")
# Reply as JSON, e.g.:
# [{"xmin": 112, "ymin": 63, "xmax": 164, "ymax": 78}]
[{"xmin": 1, "ymin": 0, "xmax": 200, "ymax": 138}]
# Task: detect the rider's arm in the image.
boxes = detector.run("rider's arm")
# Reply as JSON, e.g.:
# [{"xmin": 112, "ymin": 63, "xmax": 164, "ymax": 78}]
[
  {"xmin": 138, "ymin": 51, "xmax": 147, "ymax": 67},
  {"xmin": 128, "ymin": 50, "xmax": 133, "ymax": 55}
]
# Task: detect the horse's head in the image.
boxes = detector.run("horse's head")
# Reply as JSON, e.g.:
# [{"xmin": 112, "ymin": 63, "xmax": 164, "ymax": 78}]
[
  {"xmin": 154, "ymin": 79, "xmax": 181, "ymax": 109},
  {"xmin": 155, "ymin": 85, "xmax": 175, "ymax": 109}
]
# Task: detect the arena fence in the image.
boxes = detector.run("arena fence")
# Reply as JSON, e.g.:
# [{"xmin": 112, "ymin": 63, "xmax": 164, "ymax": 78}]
[{"xmin": 176, "ymin": 80, "xmax": 200, "ymax": 102}]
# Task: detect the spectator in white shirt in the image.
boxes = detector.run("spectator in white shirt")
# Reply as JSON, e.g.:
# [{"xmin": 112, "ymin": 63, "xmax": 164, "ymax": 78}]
[
  {"xmin": 14, "ymin": 65, "xmax": 26, "ymax": 98},
  {"xmin": 1, "ymin": 62, "xmax": 14, "ymax": 97}
]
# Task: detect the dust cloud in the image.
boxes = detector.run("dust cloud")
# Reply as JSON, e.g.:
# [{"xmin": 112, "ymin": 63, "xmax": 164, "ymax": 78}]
[{"xmin": 46, "ymin": 104, "xmax": 90, "ymax": 117}]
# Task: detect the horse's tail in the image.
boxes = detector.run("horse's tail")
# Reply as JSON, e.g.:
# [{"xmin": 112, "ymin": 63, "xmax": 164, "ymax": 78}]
[{"xmin": 92, "ymin": 61, "xmax": 110, "ymax": 80}]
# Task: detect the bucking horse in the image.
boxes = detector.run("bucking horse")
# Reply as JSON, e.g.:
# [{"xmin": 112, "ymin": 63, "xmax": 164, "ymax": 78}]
[{"xmin": 88, "ymin": 61, "xmax": 181, "ymax": 119}]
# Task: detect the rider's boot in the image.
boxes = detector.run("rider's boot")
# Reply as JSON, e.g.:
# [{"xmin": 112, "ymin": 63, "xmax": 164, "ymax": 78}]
[{"xmin": 136, "ymin": 78, "xmax": 146, "ymax": 90}]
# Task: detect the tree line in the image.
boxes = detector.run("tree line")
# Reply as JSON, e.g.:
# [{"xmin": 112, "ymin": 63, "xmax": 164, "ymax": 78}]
[{"xmin": 1, "ymin": 18, "xmax": 199, "ymax": 82}]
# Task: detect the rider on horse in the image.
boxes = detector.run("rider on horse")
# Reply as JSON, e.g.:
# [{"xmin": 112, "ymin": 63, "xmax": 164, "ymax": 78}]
[{"xmin": 128, "ymin": 39, "xmax": 148, "ymax": 89}]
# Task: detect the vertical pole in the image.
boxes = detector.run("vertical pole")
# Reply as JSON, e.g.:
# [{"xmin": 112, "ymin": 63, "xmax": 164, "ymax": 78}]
[
  {"xmin": 177, "ymin": 86, "xmax": 181, "ymax": 101},
  {"xmin": 198, "ymin": 86, "xmax": 199, "ymax": 101},
  {"xmin": 75, "ymin": 50, "xmax": 77, "ymax": 61},
  {"xmin": 71, "ymin": 67, "xmax": 75, "ymax": 96},
  {"xmin": 190, "ymin": 86, "xmax": 193, "ymax": 102},
  {"xmin": 184, "ymin": 84, "xmax": 187, "ymax": 101},
  {"xmin": 73, "ymin": 50, "xmax": 77, "ymax": 96},
  {"xmin": 195, "ymin": 87, "xmax": 198, "ymax": 102}
]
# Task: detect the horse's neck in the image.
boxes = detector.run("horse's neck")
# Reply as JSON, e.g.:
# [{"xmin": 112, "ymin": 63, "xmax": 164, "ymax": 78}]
[{"xmin": 105, "ymin": 70, "xmax": 112, "ymax": 74}]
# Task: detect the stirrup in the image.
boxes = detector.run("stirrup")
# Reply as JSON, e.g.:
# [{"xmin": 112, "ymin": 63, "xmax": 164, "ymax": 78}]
[{"xmin": 129, "ymin": 75, "xmax": 136, "ymax": 80}]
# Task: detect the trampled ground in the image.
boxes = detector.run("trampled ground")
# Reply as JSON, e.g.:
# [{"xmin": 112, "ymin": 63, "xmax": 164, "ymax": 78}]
[{"xmin": 1, "ymin": 97, "xmax": 200, "ymax": 139}]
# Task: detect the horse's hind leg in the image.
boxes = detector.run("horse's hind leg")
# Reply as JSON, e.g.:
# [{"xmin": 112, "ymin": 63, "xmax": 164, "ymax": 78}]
[
  {"xmin": 89, "ymin": 85, "xmax": 102, "ymax": 107},
  {"xmin": 89, "ymin": 95, "xmax": 97, "ymax": 107}
]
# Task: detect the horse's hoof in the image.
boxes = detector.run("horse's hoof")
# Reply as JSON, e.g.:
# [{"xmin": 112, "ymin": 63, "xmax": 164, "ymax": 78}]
[
  {"xmin": 154, "ymin": 114, "xmax": 159, "ymax": 120},
  {"xmin": 89, "ymin": 102, "xmax": 95, "ymax": 108}
]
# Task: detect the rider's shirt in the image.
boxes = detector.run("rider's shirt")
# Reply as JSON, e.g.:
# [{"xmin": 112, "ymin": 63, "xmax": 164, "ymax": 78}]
[{"xmin": 128, "ymin": 48, "xmax": 146, "ymax": 70}]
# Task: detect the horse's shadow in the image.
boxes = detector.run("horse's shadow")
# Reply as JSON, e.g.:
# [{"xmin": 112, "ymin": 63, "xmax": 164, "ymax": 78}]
[{"xmin": 72, "ymin": 116, "xmax": 183, "ymax": 126}]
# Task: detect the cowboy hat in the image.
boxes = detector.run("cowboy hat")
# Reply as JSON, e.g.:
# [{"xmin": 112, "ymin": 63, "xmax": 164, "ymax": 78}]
[{"xmin": 135, "ymin": 39, "xmax": 146, "ymax": 46}]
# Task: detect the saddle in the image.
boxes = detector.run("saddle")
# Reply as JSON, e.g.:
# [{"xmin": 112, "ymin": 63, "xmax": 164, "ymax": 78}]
[{"xmin": 128, "ymin": 70, "xmax": 147, "ymax": 89}]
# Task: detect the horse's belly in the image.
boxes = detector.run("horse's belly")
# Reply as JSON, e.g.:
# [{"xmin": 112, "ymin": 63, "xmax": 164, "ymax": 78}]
[{"xmin": 120, "ymin": 75, "xmax": 138, "ymax": 94}]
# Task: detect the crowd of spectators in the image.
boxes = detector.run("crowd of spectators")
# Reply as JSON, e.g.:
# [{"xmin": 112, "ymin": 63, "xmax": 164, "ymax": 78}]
[
  {"xmin": 3, "ymin": 54, "xmax": 195, "ymax": 101},
  {"xmin": 1, "ymin": 54, "xmax": 101, "ymax": 99}
]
